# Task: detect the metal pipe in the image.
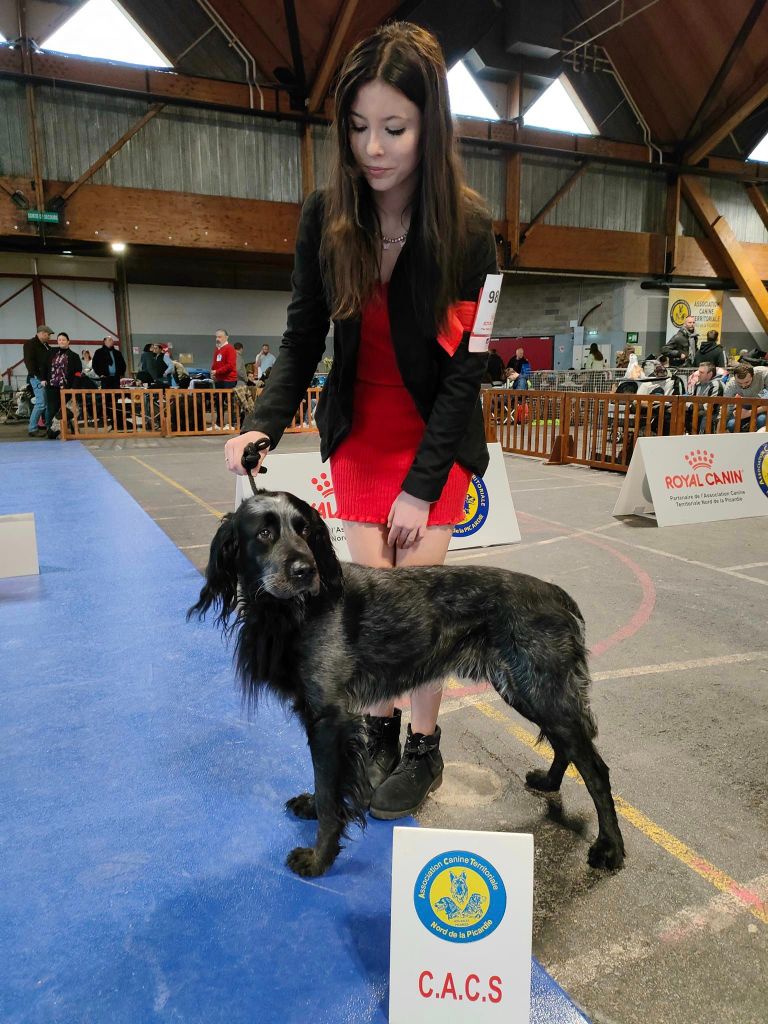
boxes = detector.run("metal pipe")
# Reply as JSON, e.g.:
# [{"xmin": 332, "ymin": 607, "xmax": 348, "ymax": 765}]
[
  {"xmin": 562, "ymin": 0, "xmax": 663, "ymax": 58},
  {"xmin": 195, "ymin": 0, "xmax": 264, "ymax": 111},
  {"xmin": 604, "ymin": 51, "xmax": 663, "ymax": 164}
]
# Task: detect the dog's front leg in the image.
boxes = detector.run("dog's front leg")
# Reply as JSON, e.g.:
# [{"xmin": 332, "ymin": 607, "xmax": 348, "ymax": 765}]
[{"xmin": 286, "ymin": 708, "xmax": 367, "ymax": 878}]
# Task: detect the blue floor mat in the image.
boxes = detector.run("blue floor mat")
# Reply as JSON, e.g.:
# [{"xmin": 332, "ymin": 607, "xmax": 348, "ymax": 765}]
[{"xmin": 0, "ymin": 442, "xmax": 588, "ymax": 1023}]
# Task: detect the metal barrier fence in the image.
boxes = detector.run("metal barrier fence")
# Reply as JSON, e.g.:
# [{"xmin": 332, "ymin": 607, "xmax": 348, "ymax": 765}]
[
  {"xmin": 483, "ymin": 389, "xmax": 766, "ymax": 473},
  {"xmin": 524, "ymin": 368, "xmax": 696, "ymax": 393},
  {"xmin": 58, "ymin": 385, "xmax": 323, "ymax": 440}
]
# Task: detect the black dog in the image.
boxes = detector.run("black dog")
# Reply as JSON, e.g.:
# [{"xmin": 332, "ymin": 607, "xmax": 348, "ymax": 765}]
[{"xmin": 189, "ymin": 490, "xmax": 625, "ymax": 878}]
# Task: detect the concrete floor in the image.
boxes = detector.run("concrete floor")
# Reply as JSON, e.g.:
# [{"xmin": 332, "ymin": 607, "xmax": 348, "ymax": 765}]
[{"xmin": 12, "ymin": 425, "xmax": 767, "ymax": 1024}]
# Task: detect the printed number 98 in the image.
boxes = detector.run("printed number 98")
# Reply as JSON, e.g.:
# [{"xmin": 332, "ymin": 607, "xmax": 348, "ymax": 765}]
[{"xmin": 488, "ymin": 290, "xmax": 500, "ymax": 303}]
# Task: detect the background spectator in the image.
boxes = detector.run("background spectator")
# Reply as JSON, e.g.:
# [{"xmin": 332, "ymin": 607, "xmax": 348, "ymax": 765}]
[
  {"xmin": 23, "ymin": 324, "xmax": 52, "ymax": 436},
  {"xmin": 139, "ymin": 343, "xmax": 161, "ymax": 383},
  {"xmin": 80, "ymin": 349, "xmax": 99, "ymax": 381},
  {"xmin": 93, "ymin": 336, "xmax": 126, "ymax": 389},
  {"xmin": 211, "ymin": 329, "xmax": 237, "ymax": 388},
  {"xmin": 506, "ymin": 346, "xmax": 531, "ymax": 389},
  {"xmin": 233, "ymin": 341, "xmax": 249, "ymax": 384},
  {"xmin": 487, "ymin": 347, "xmax": 505, "ymax": 383},
  {"xmin": 254, "ymin": 343, "xmax": 276, "ymax": 379},
  {"xmin": 44, "ymin": 332, "xmax": 82, "ymax": 438},
  {"xmin": 694, "ymin": 329, "xmax": 725, "ymax": 368},
  {"xmin": 584, "ymin": 342, "xmax": 605, "ymax": 370},
  {"xmin": 663, "ymin": 314, "xmax": 697, "ymax": 366},
  {"xmin": 725, "ymin": 361, "xmax": 768, "ymax": 432},
  {"xmin": 686, "ymin": 360, "xmax": 724, "ymax": 434}
]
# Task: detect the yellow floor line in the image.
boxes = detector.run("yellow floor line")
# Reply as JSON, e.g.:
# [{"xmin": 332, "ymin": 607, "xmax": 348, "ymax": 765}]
[
  {"xmin": 129, "ymin": 457, "xmax": 224, "ymax": 520},
  {"xmin": 461, "ymin": 694, "xmax": 768, "ymax": 926}
]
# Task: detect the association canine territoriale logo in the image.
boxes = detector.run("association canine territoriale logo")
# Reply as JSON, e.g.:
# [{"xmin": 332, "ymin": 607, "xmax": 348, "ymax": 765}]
[
  {"xmin": 453, "ymin": 475, "xmax": 489, "ymax": 538},
  {"xmin": 755, "ymin": 441, "xmax": 768, "ymax": 498},
  {"xmin": 670, "ymin": 298, "xmax": 692, "ymax": 328},
  {"xmin": 414, "ymin": 850, "xmax": 506, "ymax": 943},
  {"xmin": 665, "ymin": 449, "xmax": 743, "ymax": 490}
]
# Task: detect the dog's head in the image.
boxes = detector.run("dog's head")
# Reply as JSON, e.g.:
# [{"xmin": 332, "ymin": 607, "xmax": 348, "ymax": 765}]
[{"xmin": 187, "ymin": 490, "xmax": 343, "ymax": 626}]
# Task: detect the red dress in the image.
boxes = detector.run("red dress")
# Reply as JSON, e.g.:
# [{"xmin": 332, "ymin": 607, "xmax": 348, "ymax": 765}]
[{"xmin": 329, "ymin": 283, "xmax": 472, "ymax": 525}]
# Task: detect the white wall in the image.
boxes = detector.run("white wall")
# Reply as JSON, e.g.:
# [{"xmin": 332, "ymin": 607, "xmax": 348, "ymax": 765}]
[{"xmin": 128, "ymin": 284, "xmax": 293, "ymax": 337}]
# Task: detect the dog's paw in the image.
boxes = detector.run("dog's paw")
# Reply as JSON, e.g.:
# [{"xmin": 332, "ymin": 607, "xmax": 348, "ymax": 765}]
[
  {"xmin": 525, "ymin": 768, "xmax": 561, "ymax": 792},
  {"xmin": 285, "ymin": 793, "xmax": 317, "ymax": 819},
  {"xmin": 286, "ymin": 846, "xmax": 328, "ymax": 877},
  {"xmin": 587, "ymin": 836, "xmax": 625, "ymax": 871}
]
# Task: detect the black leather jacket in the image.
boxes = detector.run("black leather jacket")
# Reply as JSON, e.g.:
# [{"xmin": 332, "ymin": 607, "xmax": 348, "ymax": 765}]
[{"xmin": 243, "ymin": 190, "xmax": 498, "ymax": 503}]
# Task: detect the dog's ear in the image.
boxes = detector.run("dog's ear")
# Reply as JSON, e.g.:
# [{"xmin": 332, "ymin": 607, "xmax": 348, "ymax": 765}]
[
  {"xmin": 289, "ymin": 496, "xmax": 343, "ymax": 600},
  {"xmin": 187, "ymin": 512, "xmax": 240, "ymax": 627}
]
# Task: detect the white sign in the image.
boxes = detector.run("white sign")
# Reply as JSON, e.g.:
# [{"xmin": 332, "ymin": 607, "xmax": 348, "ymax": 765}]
[
  {"xmin": 614, "ymin": 434, "xmax": 768, "ymax": 527},
  {"xmin": 469, "ymin": 274, "xmax": 503, "ymax": 353},
  {"xmin": 234, "ymin": 443, "xmax": 520, "ymax": 556},
  {"xmin": 389, "ymin": 827, "xmax": 533, "ymax": 1024}
]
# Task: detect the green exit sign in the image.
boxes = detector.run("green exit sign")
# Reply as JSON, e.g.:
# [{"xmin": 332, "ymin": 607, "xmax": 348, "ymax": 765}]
[
  {"xmin": 27, "ymin": 210, "xmax": 60, "ymax": 224},
  {"xmin": 626, "ymin": 331, "xmax": 639, "ymax": 343}
]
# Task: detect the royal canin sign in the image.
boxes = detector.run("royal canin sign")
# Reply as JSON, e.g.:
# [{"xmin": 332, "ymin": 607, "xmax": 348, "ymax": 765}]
[{"xmin": 664, "ymin": 450, "xmax": 743, "ymax": 490}]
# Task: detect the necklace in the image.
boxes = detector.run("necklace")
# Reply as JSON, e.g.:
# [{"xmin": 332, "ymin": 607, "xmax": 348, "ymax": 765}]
[{"xmin": 382, "ymin": 231, "xmax": 407, "ymax": 250}]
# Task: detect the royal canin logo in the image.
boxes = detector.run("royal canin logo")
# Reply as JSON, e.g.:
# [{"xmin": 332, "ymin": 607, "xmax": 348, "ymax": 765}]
[
  {"xmin": 310, "ymin": 472, "xmax": 337, "ymax": 518},
  {"xmin": 664, "ymin": 450, "xmax": 743, "ymax": 490}
]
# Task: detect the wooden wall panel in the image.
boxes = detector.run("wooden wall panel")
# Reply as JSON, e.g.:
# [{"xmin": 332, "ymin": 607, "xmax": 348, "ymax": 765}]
[
  {"xmin": 513, "ymin": 225, "xmax": 666, "ymax": 275},
  {"xmin": 0, "ymin": 177, "xmax": 299, "ymax": 254}
]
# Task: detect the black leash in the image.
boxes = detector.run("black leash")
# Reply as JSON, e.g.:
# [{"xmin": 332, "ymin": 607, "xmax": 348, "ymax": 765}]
[{"xmin": 242, "ymin": 438, "xmax": 270, "ymax": 496}]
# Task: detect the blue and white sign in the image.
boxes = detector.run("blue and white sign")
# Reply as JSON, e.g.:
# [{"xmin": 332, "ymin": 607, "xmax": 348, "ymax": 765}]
[{"xmin": 390, "ymin": 827, "xmax": 533, "ymax": 1024}]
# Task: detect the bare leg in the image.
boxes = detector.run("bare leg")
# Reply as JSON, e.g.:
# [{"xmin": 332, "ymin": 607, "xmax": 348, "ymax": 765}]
[{"xmin": 396, "ymin": 525, "xmax": 453, "ymax": 734}]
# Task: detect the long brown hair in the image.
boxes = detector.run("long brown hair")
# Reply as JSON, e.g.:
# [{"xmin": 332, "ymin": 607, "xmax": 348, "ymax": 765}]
[{"xmin": 320, "ymin": 21, "xmax": 487, "ymax": 334}]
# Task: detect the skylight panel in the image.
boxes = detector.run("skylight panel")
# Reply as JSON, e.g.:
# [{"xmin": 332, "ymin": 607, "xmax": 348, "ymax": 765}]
[
  {"xmin": 747, "ymin": 132, "xmax": 768, "ymax": 162},
  {"xmin": 448, "ymin": 61, "xmax": 500, "ymax": 121},
  {"xmin": 41, "ymin": 0, "xmax": 171, "ymax": 68},
  {"xmin": 524, "ymin": 76, "xmax": 596, "ymax": 135}
]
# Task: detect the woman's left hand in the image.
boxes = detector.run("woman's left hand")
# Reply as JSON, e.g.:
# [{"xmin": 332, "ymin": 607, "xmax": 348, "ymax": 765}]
[{"xmin": 386, "ymin": 491, "xmax": 430, "ymax": 548}]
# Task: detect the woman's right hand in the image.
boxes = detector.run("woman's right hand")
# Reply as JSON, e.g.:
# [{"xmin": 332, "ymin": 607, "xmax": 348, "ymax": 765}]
[{"xmin": 224, "ymin": 431, "xmax": 270, "ymax": 476}]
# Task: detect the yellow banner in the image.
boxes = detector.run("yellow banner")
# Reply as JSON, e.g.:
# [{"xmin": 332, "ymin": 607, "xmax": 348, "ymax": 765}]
[{"xmin": 666, "ymin": 288, "xmax": 723, "ymax": 342}]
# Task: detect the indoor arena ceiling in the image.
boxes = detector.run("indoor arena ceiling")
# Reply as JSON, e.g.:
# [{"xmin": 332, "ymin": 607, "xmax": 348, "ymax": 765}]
[{"xmin": 1, "ymin": 0, "xmax": 768, "ymax": 159}]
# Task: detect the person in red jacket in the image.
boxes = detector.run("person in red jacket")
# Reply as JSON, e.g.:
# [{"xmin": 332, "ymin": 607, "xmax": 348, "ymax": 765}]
[
  {"xmin": 211, "ymin": 329, "xmax": 237, "ymax": 386},
  {"xmin": 210, "ymin": 328, "xmax": 237, "ymax": 430}
]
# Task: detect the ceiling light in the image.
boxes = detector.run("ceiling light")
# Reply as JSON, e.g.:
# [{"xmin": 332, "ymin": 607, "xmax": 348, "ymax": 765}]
[{"xmin": 110, "ymin": 241, "xmax": 127, "ymax": 253}]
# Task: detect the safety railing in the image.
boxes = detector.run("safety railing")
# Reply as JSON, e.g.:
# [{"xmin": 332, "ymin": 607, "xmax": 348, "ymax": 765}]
[
  {"xmin": 58, "ymin": 385, "xmax": 323, "ymax": 440},
  {"xmin": 525, "ymin": 368, "xmax": 696, "ymax": 393},
  {"xmin": 60, "ymin": 387, "xmax": 167, "ymax": 440},
  {"xmin": 483, "ymin": 390, "xmax": 767, "ymax": 473},
  {"xmin": 285, "ymin": 387, "xmax": 322, "ymax": 432},
  {"xmin": 164, "ymin": 387, "xmax": 240, "ymax": 437}
]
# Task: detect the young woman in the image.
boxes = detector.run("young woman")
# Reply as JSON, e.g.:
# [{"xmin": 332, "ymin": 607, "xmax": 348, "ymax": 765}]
[
  {"xmin": 224, "ymin": 22, "xmax": 497, "ymax": 818},
  {"xmin": 584, "ymin": 342, "xmax": 605, "ymax": 370},
  {"xmin": 43, "ymin": 332, "xmax": 82, "ymax": 437}
]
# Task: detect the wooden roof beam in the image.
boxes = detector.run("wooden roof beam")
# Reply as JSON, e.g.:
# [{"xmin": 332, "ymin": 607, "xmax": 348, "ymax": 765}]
[
  {"xmin": 746, "ymin": 183, "xmax": 768, "ymax": 232},
  {"xmin": 58, "ymin": 104, "xmax": 165, "ymax": 204},
  {"xmin": 308, "ymin": 0, "xmax": 358, "ymax": 114},
  {"xmin": 685, "ymin": 64, "xmax": 768, "ymax": 165},
  {"xmin": 684, "ymin": 0, "xmax": 767, "ymax": 144},
  {"xmin": 681, "ymin": 174, "xmax": 768, "ymax": 333},
  {"xmin": 519, "ymin": 162, "xmax": 588, "ymax": 244}
]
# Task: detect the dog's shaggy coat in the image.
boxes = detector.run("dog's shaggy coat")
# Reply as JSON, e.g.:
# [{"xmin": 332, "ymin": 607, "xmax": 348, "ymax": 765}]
[{"xmin": 189, "ymin": 491, "xmax": 625, "ymax": 877}]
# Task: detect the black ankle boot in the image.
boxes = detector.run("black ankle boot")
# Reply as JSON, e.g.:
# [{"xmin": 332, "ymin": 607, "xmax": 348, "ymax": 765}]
[
  {"xmin": 369, "ymin": 724, "xmax": 443, "ymax": 820},
  {"xmin": 365, "ymin": 709, "xmax": 402, "ymax": 791}
]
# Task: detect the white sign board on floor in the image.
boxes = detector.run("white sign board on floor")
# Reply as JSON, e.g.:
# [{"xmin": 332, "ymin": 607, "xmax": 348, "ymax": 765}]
[
  {"xmin": 0, "ymin": 513, "xmax": 39, "ymax": 579},
  {"xmin": 234, "ymin": 443, "xmax": 520, "ymax": 557},
  {"xmin": 389, "ymin": 827, "xmax": 533, "ymax": 1024},
  {"xmin": 614, "ymin": 434, "xmax": 768, "ymax": 527}
]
